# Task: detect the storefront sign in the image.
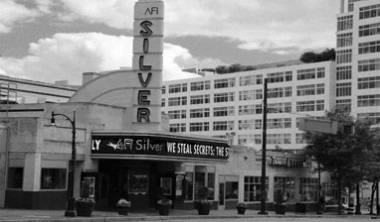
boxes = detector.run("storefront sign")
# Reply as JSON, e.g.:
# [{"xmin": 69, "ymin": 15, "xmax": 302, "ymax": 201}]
[
  {"xmin": 132, "ymin": 0, "xmax": 164, "ymax": 124},
  {"xmin": 270, "ymin": 156, "xmax": 304, "ymax": 167},
  {"xmin": 91, "ymin": 135, "xmax": 229, "ymax": 160}
]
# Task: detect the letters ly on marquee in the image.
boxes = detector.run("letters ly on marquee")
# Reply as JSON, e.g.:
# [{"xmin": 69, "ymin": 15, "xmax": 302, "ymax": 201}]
[{"xmin": 134, "ymin": 1, "xmax": 163, "ymax": 123}]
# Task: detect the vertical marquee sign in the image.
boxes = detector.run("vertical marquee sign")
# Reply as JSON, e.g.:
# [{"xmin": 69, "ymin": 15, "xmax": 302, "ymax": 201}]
[{"xmin": 132, "ymin": 0, "xmax": 164, "ymax": 125}]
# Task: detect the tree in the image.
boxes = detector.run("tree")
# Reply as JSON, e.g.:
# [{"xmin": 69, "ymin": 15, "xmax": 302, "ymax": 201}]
[
  {"xmin": 300, "ymin": 48, "xmax": 335, "ymax": 63},
  {"xmin": 305, "ymin": 110, "xmax": 359, "ymax": 214}
]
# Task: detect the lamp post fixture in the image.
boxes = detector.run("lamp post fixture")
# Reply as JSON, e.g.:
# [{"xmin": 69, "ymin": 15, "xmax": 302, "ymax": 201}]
[{"xmin": 51, "ymin": 111, "xmax": 76, "ymax": 217}]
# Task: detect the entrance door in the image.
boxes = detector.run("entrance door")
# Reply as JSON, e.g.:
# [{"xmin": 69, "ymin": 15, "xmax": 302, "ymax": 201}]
[{"xmin": 219, "ymin": 183, "xmax": 225, "ymax": 208}]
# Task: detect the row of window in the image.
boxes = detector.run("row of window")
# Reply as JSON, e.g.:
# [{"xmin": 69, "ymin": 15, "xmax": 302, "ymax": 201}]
[
  {"xmin": 237, "ymin": 133, "xmax": 308, "ymax": 146},
  {"xmin": 337, "ymin": 33, "xmax": 352, "ymax": 48},
  {"xmin": 164, "ymin": 66, "xmax": 327, "ymax": 94},
  {"xmin": 337, "ymin": 15, "xmax": 353, "ymax": 31},
  {"xmin": 8, "ymin": 168, "xmax": 66, "ymax": 190},
  {"xmin": 164, "ymin": 85, "xmax": 328, "ymax": 107},
  {"xmin": 359, "ymin": 23, "xmax": 380, "ymax": 37},
  {"xmin": 359, "ymin": 4, "xmax": 380, "ymax": 20},
  {"xmin": 358, "ymin": 94, "xmax": 380, "ymax": 107},
  {"xmin": 336, "ymin": 49, "xmax": 352, "ymax": 64},
  {"xmin": 358, "ymin": 58, "xmax": 380, "ymax": 72},
  {"xmin": 336, "ymin": 82, "xmax": 352, "ymax": 97},
  {"xmin": 358, "ymin": 76, "xmax": 380, "ymax": 90},
  {"xmin": 357, "ymin": 112, "xmax": 380, "ymax": 125},
  {"xmin": 359, "ymin": 40, "xmax": 380, "ymax": 55}
]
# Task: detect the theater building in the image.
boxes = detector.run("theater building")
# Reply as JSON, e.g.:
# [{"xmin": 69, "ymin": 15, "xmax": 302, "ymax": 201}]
[{"xmin": 0, "ymin": 0, "xmax": 324, "ymax": 212}]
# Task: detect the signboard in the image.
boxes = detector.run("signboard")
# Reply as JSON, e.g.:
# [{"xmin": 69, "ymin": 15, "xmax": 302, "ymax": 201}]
[
  {"xmin": 298, "ymin": 118, "xmax": 338, "ymax": 134},
  {"xmin": 91, "ymin": 135, "xmax": 230, "ymax": 160},
  {"xmin": 270, "ymin": 156, "xmax": 304, "ymax": 167},
  {"xmin": 132, "ymin": 0, "xmax": 164, "ymax": 124}
]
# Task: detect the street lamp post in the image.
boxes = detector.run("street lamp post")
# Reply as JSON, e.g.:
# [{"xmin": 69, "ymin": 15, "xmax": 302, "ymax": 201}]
[
  {"xmin": 259, "ymin": 78, "xmax": 268, "ymax": 215},
  {"xmin": 51, "ymin": 111, "xmax": 76, "ymax": 217}
]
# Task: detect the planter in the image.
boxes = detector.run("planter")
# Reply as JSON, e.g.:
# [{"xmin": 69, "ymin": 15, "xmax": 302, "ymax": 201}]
[
  {"xmin": 76, "ymin": 201, "xmax": 95, "ymax": 217},
  {"xmin": 195, "ymin": 202, "xmax": 211, "ymax": 215},
  {"xmin": 237, "ymin": 206, "xmax": 246, "ymax": 214},
  {"xmin": 157, "ymin": 203, "xmax": 170, "ymax": 216},
  {"xmin": 117, "ymin": 206, "xmax": 129, "ymax": 216},
  {"xmin": 275, "ymin": 203, "xmax": 286, "ymax": 215}
]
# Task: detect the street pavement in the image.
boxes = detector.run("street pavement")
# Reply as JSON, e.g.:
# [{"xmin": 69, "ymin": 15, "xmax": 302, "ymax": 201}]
[{"xmin": 0, "ymin": 208, "xmax": 378, "ymax": 222}]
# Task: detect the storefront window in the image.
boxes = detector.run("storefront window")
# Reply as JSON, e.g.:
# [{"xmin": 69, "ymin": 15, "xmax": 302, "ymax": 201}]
[
  {"xmin": 184, "ymin": 172, "xmax": 193, "ymax": 201},
  {"xmin": 194, "ymin": 167, "xmax": 206, "ymax": 200},
  {"xmin": 244, "ymin": 176, "xmax": 268, "ymax": 202},
  {"xmin": 274, "ymin": 177, "xmax": 295, "ymax": 203},
  {"xmin": 300, "ymin": 178, "xmax": 319, "ymax": 202},
  {"xmin": 225, "ymin": 181, "xmax": 238, "ymax": 200},
  {"xmin": 7, "ymin": 167, "xmax": 23, "ymax": 189},
  {"xmin": 207, "ymin": 172, "xmax": 215, "ymax": 200},
  {"xmin": 128, "ymin": 169, "xmax": 148, "ymax": 194},
  {"xmin": 40, "ymin": 168, "xmax": 66, "ymax": 189}
]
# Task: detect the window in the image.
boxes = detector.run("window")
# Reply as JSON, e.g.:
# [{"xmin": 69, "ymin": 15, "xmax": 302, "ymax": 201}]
[
  {"xmin": 337, "ymin": 33, "xmax": 352, "ymax": 48},
  {"xmin": 300, "ymin": 178, "xmax": 319, "ymax": 202},
  {"xmin": 238, "ymin": 119, "xmax": 255, "ymax": 130},
  {"xmin": 297, "ymin": 84, "xmax": 324, "ymax": 96},
  {"xmin": 336, "ymin": 82, "xmax": 351, "ymax": 97},
  {"xmin": 161, "ymin": 98, "xmax": 165, "ymax": 107},
  {"xmin": 336, "ymin": 49, "xmax": 352, "ymax": 64},
  {"xmin": 213, "ymin": 106, "xmax": 234, "ymax": 117},
  {"xmin": 337, "ymin": 66, "xmax": 352, "ymax": 80},
  {"xmin": 161, "ymin": 86, "xmax": 166, "ymax": 94},
  {"xmin": 297, "ymin": 69, "xmax": 315, "ymax": 80},
  {"xmin": 267, "ymin": 71, "xmax": 292, "ymax": 83},
  {"xmin": 239, "ymin": 89, "xmax": 262, "ymax": 101},
  {"xmin": 296, "ymin": 100, "xmax": 324, "ymax": 112},
  {"xmin": 226, "ymin": 180, "xmax": 239, "ymax": 200},
  {"xmin": 267, "ymin": 87, "xmax": 292, "ymax": 98},
  {"xmin": 7, "ymin": 167, "xmax": 23, "ymax": 189},
  {"xmin": 267, "ymin": 102, "xmax": 291, "ymax": 114},
  {"xmin": 129, "ymin": 169, "xmax": 148, "ymax": 194},
  {"xmin": 213, "ymin": 121, "xmax": 234, "ymax": 131},
  {"xmin": 336, "ymin": 99, "xmax": 351, "ymax": 112},
  {"xmin": 190, "ymin": 81, "xmax": 210, "ymax": 91},
  {"xmin": 274, "ymin": 177, "xmax": 295, "ymax": 203},
  {"xmin": 267, "ymin": 118, "xmax": 292, "ymax": 129},
  {"xmin": 169, "ymin": 84, "xmax": 181, "ymax": 93},
  {"xmin": 358, "ymin": 112, "xmax": 380, "ymax": 125},
  {"xmin": 189, "ymin": 122, "xmax": 209, "ymax": 132},
  {"xmin": 359, "ymin": 40, "xmax": 380, "ymax": 54},
  {"xmin": 41, "ymin": 168, "xmax": 67, "ymax": 189},
  {"xmin": 239, "ymin": 75, "xmax": 263, "ymax": 86},
  {"xmin": 184, "ymin": 172, "xmax": 193, "ymax": 201},
  {"xmin": 317, "ymin": 68, "xmax": 325, "ymax": 78},
  {"xmin": 359, "ymin": 23, "xmax": 380, "ymax": 37},
  {"xmin": 190, "ymin": 95, "xmax": 210, "ymax": 105},
  {"xmin": 168, "ymin": 110, "xmax": 186, "ymax": 119},
  {"xmin": 214, "ymin": 78, "xmax": 235, "ymax": 89},
  {"xmin": 182, "ymin": 83, "xmax": 187, "ymax": 92},
  {"xmin": 337, "ymin": 15, "xmax": 353, "ymax": 31},
  {"xmin": 239, "ymin": 104, "xmax": 262, "ymax": 115},
  {"xmin": 168, "ymin": 97, "xmax": 181, "ymax": 106},
  {"xmin": 358, "ymin": 76, "xmax": 380, "ymax": 89},
  {"xmin": 194, "ymin": 166, "xmax": 215, "ymax": 200},
  {"xmin": 360, "ymin": 4, "xmax": 380, "ymax": 20},
  {"xmin": 190, "ymin": 108, "xmax": 210, "ymax": 118},
  {"xmin": 358, "ymin": 58, "xmax": 380, "ymax": 72},
  {"xmin": 267, "ymin": 134, "xmax": 291, "ymax": 144},
  {"xmin": 170, "ymin": 123, "xmax": 186, "ymax": 132},
  {"xmin": 358, "ymin": 94, "xmax": 380, "ymax": 107},
  {"xmin": 244, "ymin": 176, "xmax": 268, "ymax": 202},
  {"xmin": 214, "ymin": 92, "xmax": 234, "ymax": 103}
]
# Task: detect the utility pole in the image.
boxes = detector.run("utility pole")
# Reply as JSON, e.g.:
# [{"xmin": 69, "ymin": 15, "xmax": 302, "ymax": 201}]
[{"xmin": 259, "ymin": 78, "xmax": 268, "ymax": 215}]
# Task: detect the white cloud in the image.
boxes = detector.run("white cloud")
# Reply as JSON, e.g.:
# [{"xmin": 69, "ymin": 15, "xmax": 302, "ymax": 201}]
[
  {"xmin": 58, "ymin": 0, "xmax": 134, "ymax": 28},
  {"xmin": 0, "ymin": 33, "xmax": 200, "ymax": 85},
  {"xmin": 53, "ymin": 0, "xmax": 338, "ymax": 54},
  {"xmin": 0, "ymin": 0, "xmax": 40, "ymax": 33}
]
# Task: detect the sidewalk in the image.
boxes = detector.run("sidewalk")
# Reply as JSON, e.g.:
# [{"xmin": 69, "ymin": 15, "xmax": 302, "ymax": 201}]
[{"xmin": 0, "ymin": 208, "xmax": 373, "ymax": 222}]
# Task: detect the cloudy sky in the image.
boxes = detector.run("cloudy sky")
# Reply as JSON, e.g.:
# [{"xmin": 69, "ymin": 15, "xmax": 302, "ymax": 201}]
[{"xmin": 0, "ymin": 0, "xmax": 340, "ymax": 85}]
